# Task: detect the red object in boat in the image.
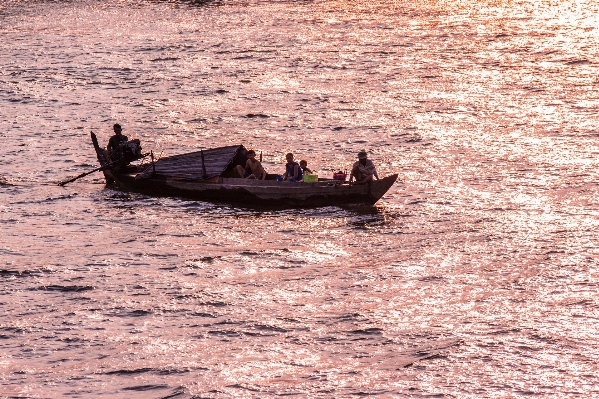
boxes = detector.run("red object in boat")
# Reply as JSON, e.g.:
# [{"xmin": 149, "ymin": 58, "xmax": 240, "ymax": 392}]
[{"xmin": 333, "ymin": 172, "xmax": 347, "ymax": 181}]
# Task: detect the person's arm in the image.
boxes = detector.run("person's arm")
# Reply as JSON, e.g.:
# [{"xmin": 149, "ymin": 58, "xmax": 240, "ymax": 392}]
[
  {"xmin": 349, "ymin": 165, "xmax": 358, "ymax": 183},
  {"xmin": 372, "ymin": 162, "xmax": 379, "ymax": 179},
  {"xmin": 293, "ymin": 164, "xmax": 300, "ymax": 179},
  {"xmin": 258, "ymin": 163, "xmax": 267, "ymax": 180}
]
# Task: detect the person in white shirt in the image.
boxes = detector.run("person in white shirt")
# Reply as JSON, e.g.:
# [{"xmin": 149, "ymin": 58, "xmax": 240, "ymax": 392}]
[{"xmin": 350, "ymin": 150, "xmax": 379, "ymax": 185}]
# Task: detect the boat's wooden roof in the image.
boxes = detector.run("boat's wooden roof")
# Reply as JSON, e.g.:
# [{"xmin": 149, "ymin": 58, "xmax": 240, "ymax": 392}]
[{"xmin": 136, "ymin": 144, "xmax": 244, "ymax": 180}]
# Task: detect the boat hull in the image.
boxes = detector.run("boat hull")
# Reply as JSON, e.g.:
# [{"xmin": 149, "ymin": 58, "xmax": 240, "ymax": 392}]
[{"xmin": 106, "ymin": 171, "xmax": 398, "ymax": 207}]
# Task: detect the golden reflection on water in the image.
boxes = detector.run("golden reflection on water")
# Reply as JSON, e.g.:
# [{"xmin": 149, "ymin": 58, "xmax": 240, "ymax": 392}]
[{"xmin": 1, "ymin": 0, "xmax": 599, "ymax": 397}]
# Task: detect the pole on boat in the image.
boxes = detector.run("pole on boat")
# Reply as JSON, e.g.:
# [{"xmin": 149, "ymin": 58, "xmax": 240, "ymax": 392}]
[
  {"xmin": 150, "ymin": 151, "xmax": 157, "ymax": 177},
  {"xmin": 58, "ymin": 159, "xmax": 118, "ymax": 186},
  {"xmin": 200, "ymin": 150, "xmax": 207, "ymax": 179}
]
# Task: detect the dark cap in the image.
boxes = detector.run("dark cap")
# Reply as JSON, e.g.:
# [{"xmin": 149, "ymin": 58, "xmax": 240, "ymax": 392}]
[{"xmin": 357, "ymin": 150, "xmax": 367, "ymax": 159}]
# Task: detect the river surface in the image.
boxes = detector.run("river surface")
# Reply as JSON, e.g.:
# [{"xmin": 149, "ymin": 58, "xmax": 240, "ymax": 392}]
[{"xmin": 1, "ymin": 0, "xmax": 599, "ymax": 397}]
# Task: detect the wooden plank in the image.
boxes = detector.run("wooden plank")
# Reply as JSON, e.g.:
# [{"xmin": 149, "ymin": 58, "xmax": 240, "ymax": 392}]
[{"xmin": 136, "ymin": 145, "xmax": 243, "ymax": 180}]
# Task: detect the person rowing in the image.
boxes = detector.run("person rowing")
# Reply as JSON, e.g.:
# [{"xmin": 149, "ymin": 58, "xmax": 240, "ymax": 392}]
[
  {"xmin": 106, "ymin": 123, "xmax": 143, "ymax": 166},
  {"xmin": 107, "ymin": 123, "xmax": 128, "ymax": 161}
]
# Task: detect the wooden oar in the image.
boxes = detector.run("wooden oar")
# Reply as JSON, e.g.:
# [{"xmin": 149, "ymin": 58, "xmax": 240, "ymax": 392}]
[
  {"xmin": 58, "ymin": 152, "xmax": 150, "ymax": 186},
  {"xmin": 58, "ymin": 162, "xmax": 114, "ymax": 186}
]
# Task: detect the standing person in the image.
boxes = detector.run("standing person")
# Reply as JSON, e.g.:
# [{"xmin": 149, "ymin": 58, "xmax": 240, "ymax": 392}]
[
  {"xmin": 350, "ymin": 150, "xmax": 379, "ymax": 185},
  {"xmin": 235, "ymin": 149, "xmax": 266, "ymax": 180},
  {"xmin": 283, "ymin": 153, "xmax": 303, "ymax": 182},
  {"xmin": 299, "ymin": 159, "xmax": 312, "ymax": 175},
  {"xmin": 107, "ymin": 123, "xmax": 128, "ymax": 161}
]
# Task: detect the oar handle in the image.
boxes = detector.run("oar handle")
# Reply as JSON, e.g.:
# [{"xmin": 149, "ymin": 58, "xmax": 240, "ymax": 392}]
[{"xmin": 58, "ymin": 164, "xmax": 111, "ymax": 186}]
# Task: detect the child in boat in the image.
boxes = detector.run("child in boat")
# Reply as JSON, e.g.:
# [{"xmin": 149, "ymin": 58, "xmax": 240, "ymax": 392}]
[
  {"xmin": 349, "ymin": 150, "xmax": 379, "ymax": 185},
  {"xmin": 236, "ymin": 149, "xmax": 266, "ymax": 180},
  {"xmin": 299, "ymin": 159, "xmax": 312, "ymax": 175},
  {"xmin": 283, "ymin": 153, "xmax": 303, "ymax": 182}
]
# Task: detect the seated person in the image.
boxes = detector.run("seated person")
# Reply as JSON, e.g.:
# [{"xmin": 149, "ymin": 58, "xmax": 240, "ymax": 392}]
[
  {"xmin": 235, "ymin": 150, "xmax": 266, "ymax": 180},
  {"xmin": 350, "ymin": 150, "xmax": 379, "ymax": 185},
  {"xmin": 299, "ymin": 159, "xmax": 312, "ymax": 175},
  {"xmin": 283, "ymin": 153, "xmax": 303, "ymax": 182}
]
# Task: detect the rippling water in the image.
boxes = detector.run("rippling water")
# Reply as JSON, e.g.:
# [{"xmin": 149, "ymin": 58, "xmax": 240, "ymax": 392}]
[{"xmin": 1, "ymin": 0, "xmax": 599, "ymax": 397}]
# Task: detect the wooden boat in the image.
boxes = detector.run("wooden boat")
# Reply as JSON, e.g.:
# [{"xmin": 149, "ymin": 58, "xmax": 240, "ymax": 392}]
[{"xmin": 91, "ymin": 132, "xmax": 398, "ymax": 207}]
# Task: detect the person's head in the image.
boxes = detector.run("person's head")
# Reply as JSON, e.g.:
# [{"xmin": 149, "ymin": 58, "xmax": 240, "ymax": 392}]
[
  {"xmin": 113, "ymin": 123, "xmax": 122, "ymax": 135},
  {"xmin": 286, "ymin": 153, "xmax": 294, "ymax": 163},
  {"xmin": 247, "ymin": 150, "xmax": 256, "ymax": 159},
  {"xmin": 299, "ymin": 160, "xmax": 307, "ymax": 168},
  {"xmin": 357, "ymin": 150, "xmax": 367, "ymax": 164}
]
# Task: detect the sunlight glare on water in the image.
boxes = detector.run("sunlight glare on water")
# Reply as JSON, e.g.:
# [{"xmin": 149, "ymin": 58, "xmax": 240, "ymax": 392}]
[{"xmin": 1, "ymin": 0, "xmax": 599, "ymax": 397}]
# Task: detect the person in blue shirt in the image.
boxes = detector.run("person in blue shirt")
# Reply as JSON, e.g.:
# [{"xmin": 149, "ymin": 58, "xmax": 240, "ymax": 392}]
[{"xmin": 283, "ymin": 152, "xmax": 303, "ymax": 182}]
